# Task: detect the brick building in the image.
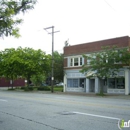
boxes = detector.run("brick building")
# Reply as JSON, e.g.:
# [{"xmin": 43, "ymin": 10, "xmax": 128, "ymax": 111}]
[
  {"xmin": 0, "ymin": 77, "xmax": 25, "ymax": 87},
  {"xmin": 63, "ymin": 36, "xmax": 130, "ymax": 95}
]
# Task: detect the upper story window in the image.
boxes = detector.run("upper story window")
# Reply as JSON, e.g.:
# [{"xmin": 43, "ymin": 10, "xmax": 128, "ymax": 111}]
[
  {"xmin": 74, "ymin": 58, "xmax": 78, "ymax": 66},
  {"xmin": 69, "ymin": 57, "xmax": 83, "ymax": 67},
  {"xmin": 80, "ymin": 57, "xmax": 82, "ymax": 65}
]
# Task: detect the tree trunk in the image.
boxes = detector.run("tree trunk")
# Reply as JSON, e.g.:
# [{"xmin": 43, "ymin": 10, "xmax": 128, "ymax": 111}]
[
  {"xmin": 99, "ymin": 77, "xmax": 106, "ymax": 96},
  {"xmin": 27, "ymin": 75, "xmax": 30, "ymax": 87}
]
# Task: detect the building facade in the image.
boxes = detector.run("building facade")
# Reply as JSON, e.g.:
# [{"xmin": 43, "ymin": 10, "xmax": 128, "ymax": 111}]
[{"xmin": 63, "ymin": 36, "xmax": 130, "ymax": 95}]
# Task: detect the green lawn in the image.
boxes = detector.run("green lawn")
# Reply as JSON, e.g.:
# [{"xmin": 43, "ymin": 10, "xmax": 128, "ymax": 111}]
[{"xmin": 53, "ymin": 86, "xmax": 63, "ymax": 92}]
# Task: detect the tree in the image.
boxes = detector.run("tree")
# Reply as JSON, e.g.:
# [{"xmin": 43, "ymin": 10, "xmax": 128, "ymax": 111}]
[
  {"xmin": 0, "ymin": 47, "xmax": 51, "ymax": 87},
  {"xmin": 119, "ymin": 48, "xmax": 130, "ymax": 67},
  {"xmin": 16, "ymin": 47, "xmax": 51, "ymax": 86},
  {"xmin": 0, "ymin": 48, "xmax": 21, "ymax": 88},
  {"xmin": 81, "ymin": 46, "xmax": 130, "ymax": 94},
  {"xmin": 53, "ymin": 51, "xmax": 64, "ymax": 82},
  {"xmin": 30, "ymin": 74, "xmax": 46, "ymax": 86},
  {"xmin": 0, "ymin": 0, "xmax": 37, "ymax": 38}
]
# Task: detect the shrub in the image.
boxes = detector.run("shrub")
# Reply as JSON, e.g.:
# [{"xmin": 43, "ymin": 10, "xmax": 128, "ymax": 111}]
[
  {"xmin": 37, "ymin": 86, "xmax": 44, "ymax": 91},
  {"xmin": 21, "ymin": 86, "xmax": 25, "ymax": 90},
  {"xmin": 37, "ymin": 86, "xmax": 50, "ymax": 91},
  {"xmin": 24, "ymin": 86, "xmax": 34, "ymax": 91}
]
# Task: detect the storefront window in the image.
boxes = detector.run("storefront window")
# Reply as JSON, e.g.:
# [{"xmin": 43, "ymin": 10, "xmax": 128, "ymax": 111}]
[
  {"xmin": 117, "ymin": 78, "xmax": 125, "ymax": 89},
  {"xmin": 67, "ymin": 79, "xmax": 78, "ymax": 88},
  {"xmin": 67, "ymin": 78, "xmax": 85, "ymax": 88},
  {"xmin": 108, "ymin": 78, "xmax": 125, "ymax": 89}
]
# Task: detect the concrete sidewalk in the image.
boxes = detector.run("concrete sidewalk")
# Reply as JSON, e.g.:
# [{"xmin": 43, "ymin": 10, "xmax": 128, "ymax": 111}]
[
  {"xmin": 0, "ymin": 87, "xmax": 130, "ymax": 100},
  {"xmin": 55, "ymin": 91, "xmax": 130, "ymax": 100}
]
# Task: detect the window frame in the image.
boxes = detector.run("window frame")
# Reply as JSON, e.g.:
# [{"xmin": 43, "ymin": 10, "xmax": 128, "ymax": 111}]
[
  {"xmin": 69, "ymin": 57, "xmax": 83, "ymax": 67},
  {"xmin": 67, "ymin": 78, "xmax": 85, "ymax": 88}
]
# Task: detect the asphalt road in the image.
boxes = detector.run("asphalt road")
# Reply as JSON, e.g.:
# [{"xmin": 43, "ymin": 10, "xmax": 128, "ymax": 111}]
[{"xmin": 0, "ymin": 90, "xmax": 130, "ymax": 130}]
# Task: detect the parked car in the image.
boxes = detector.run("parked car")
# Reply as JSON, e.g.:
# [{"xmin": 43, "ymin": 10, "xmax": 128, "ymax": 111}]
[{"xmin": 55, "ymin": 82, "xmax": 64, "ymax": 86}]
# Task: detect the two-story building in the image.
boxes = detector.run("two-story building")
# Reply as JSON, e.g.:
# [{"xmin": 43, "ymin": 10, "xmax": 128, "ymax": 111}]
[{"xmin": 63, "ymin": 36, "xmax": 130, "ymax": 95}]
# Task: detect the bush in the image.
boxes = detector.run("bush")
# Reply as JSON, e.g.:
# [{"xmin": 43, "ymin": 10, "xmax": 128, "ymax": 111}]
[
  {"xmin": 20, "ymin": 86, "xmax": 25, "ymax": 90},
  {"xmin": 24, "ymin": 86, "xmax": 34, "ymax": 91},
  {"xmin": 37, "ymin": 86, "xmax": 50, "ymax": 91}
]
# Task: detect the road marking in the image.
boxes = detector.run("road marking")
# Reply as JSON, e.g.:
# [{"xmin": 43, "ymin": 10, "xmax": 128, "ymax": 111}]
[
  {"xmin": 0, "ymin": 99, "xmax": 8, "ymax": 102},
  {"xmin": 73, "ymin": 111, "xmax": 122, "ymax": 130},
  {"xmin": 72, "ymin": 111, "xmax": 121, "ymax": 120}
]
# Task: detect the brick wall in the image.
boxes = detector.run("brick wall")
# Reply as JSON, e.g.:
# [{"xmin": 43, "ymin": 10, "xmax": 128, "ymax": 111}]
[
  {"xmin": 64, "ymin": 58, "xmax": 67, "ymax": 68},
  {"xmin": 64, "ymin": 36, "xmax": 129, "ymax": 56},
  {"xmin": 0, "ymin": 77, "xmax": 25, "ymax": 87}
]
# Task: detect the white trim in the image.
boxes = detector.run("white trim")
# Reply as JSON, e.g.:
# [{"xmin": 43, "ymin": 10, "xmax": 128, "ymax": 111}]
[{"xmin": 68, "ymin": 57, "xmax": 84, "ymax": 67}]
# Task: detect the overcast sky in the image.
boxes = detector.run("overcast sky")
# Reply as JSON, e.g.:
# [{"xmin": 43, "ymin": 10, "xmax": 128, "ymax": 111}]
[{"xmin": 0, "ymin": 0, "xmax": 130, "ymax": 54}]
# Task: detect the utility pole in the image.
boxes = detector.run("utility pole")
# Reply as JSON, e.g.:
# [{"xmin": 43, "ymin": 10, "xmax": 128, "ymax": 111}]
[{"xmin": 44, "ymin": 26, "xmax": 60, "ymax": 93}]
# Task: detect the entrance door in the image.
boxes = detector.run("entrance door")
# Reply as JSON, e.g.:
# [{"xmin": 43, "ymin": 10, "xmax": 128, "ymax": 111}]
[
  {"xmin": 90, "ymin": 79, "xmax": 95, "ymax": 92},
  {"xmin": 79, "ymin": 79, "xmax": 86, "ymax": 88}
]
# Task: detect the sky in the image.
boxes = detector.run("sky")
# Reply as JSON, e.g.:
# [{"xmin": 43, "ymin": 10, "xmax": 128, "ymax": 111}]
[{"xmin": 0, "ymin": 0, "xmax": 130, "ymax": 54}]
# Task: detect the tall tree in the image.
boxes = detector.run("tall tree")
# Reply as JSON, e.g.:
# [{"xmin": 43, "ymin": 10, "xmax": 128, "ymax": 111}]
[
  {"xmin": 0, "ymin": 47, "xmax": 51, "ymax": 87},
  {"xmin": 53, "ymin": 51, "xmax": 64, "ymax": 82},
  {"xmin": 0, "ymin": 0, "xmax": 37, "ymax": 38},
  {"xmin": 16, "ymin": 47, "xmax": 51, "ymax": 86},
  {"xmin": 1, "ymin": 48, "xmax": 22, "ymax": 88}
]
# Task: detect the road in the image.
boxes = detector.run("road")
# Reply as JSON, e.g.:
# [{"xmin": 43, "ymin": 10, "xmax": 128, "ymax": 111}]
[{"xmin": 0, "ymin": 90, "xmax": 130, "ymax": 130}]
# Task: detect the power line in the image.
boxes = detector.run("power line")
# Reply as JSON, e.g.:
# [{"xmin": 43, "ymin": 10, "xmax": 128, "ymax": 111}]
[{"xmin": 104, "ymin": 0, "xmax": 115, "ymax": 11}]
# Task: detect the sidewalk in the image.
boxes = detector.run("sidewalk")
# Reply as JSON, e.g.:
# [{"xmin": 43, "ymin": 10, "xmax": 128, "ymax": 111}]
[
  {"xmin": 0, "ymin": 87, "xmax": 130, "ymax": 100},
  {"xmin": 55, "ymin": 91, "xmax": 130, "ymax": 100}
]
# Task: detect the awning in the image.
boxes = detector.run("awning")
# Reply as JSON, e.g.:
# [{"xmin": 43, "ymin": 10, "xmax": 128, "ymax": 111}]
[{"xmin": 86, "ymin": 71, "xmax": 96, "ymax": 77}]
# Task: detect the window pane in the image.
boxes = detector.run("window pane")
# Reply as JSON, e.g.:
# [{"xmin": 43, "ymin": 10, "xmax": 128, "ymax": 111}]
[
  {"xmin": 116, "ymin": 78, "xmax": 125, "ymax": 89},
  {"xmin": 108, "ymin": 78, "xmax": 115, "ymax": 88},
  {"xmin": 67, "ymin": 79, "xmax": 73, "ymax": 87},
  {"xmin": 70, "ymin": 58, "xmax": 73, "ymax": 66},
  {"xmin": 74, "ymin": 58, "xmax": 78, "ymax": 66},
  {"xmin": 67, "ymin": 79, "xmax": 78, "ymax": 87},
  {"xmin": 73, "ymin": 79, "xmax": 78, "ymax": 87},
  {"xmin": 80, "ymin": 57, "xmax": 82, "ymax": 65}
]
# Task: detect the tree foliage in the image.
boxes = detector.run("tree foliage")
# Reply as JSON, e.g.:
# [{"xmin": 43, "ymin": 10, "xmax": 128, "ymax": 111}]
[
  {"xmin": 30, "ymin": 74, "xmax": 46, "ymax": 86},
  {"xmin": 0, "ymin": 47, "xmax": 51, "ymax": 87},
  {"xmin": 81, "ymin": 46, "xmax": 130, "ymax": 79},
  {"xmin": 0, "ymin": 0, "xmax": 37, "ymax": 38},
  {"xmin": 81, "ymin": 46, "xmax": 130, "ymax": 94},
  {"xmin": 53, "ymin": 51, "xmax": 64, "ymax": 82}
]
